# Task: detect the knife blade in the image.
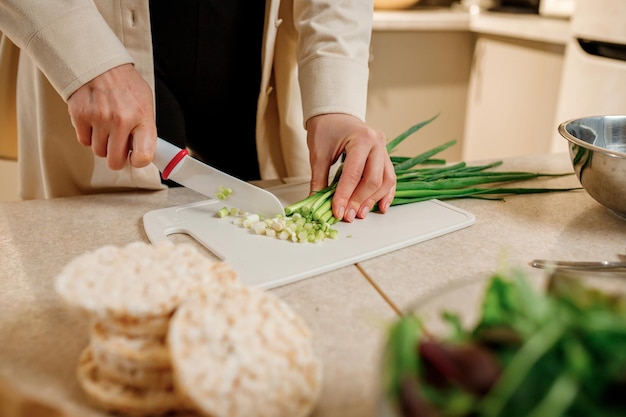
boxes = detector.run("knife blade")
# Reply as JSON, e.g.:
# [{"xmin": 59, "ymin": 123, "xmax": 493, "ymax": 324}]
[{"xmin": 153, "ymin": 137, "xmax": 285, "ymax": 217}]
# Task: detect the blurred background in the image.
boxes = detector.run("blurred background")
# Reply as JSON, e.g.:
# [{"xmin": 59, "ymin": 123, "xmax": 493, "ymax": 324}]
[{"xmin": 2, "ymin": 0, "xmax": 625, "ymax": 202}]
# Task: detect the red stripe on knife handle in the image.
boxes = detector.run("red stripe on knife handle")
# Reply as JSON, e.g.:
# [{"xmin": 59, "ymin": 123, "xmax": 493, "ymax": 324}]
[{"xmin": 161, "ymin": 148, "xmax": 189, "ymax": 180}]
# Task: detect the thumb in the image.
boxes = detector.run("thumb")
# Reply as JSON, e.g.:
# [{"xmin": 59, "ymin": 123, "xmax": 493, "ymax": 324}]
[{"xmin": 308, "ymin": 162, "xmax": 331, "ymax": 196}]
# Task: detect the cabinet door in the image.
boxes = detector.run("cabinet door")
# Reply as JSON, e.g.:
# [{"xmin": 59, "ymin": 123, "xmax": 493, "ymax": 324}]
[
  {"xmin": 0, "ymin": 34, "xmax": 18, "ymax": 161},
  {"xmin": 463, "ymin": 35, "xmax": 564, "ymax": 160},
  {"xmin": 367, "ymin": 31, "xmax": 473, "ymax": 161},
  {"xmin": 0, "ymin": 159, "xmax": 18, "ymax": 201}
]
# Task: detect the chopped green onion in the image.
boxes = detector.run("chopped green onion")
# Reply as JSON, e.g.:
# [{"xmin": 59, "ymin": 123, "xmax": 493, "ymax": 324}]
[
  {"xmin": 216, "ymin": 207, "xmax": 230, "ymax": 218},
  {"xmin": 215, "ymin": 185, "xmax": 233, "ymax": 200}
]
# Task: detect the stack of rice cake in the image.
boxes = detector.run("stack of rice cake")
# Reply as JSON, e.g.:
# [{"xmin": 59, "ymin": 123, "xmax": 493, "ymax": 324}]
[{"xmin": 55, "ymin": 241, "xmax": 322, "ymax": 417}]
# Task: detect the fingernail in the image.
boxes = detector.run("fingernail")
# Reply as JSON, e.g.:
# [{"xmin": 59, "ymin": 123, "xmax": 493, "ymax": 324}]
[
  {"xmin": 359, "ymin": 206, "xmax": 370, "ymax": 219},
  {"xmin": 346, "ymin": 208, "xmax": 356, "ymax": 223},
  {"xmin": 380, "ymin": 200, "xmax": 390, "ymax": 212},
  {"xmin": 337, "ymin": 206, "xmax": 345, "ymax": 220}
]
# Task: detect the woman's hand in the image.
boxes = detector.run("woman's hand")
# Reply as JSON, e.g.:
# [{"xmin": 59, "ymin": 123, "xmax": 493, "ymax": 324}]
[
  {"xmin": 67, "ymin": 63, "xmax": 157, "ymax": 170},
  {"xmin": 306, "ymin": 113, "xmax": 396, "ymax": 223}
]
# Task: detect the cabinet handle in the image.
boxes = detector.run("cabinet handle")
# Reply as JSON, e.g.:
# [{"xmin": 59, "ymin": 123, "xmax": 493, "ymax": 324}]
[{"xmin": 578, "ymin": 38, "xmax": 626, "ymax": 62}]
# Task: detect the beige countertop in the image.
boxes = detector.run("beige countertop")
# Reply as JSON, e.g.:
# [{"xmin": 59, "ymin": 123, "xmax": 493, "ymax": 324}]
[
  {"xmin": 2, "ymin": 152, "xmax": 626, "ymax": 417},
  {"xmin": 373, "ymin": 8, "xmax": 470, "ymax": 32},
  {"xmin": 373, "ymin": 8, "xmax": 571, "ymax": 44}
]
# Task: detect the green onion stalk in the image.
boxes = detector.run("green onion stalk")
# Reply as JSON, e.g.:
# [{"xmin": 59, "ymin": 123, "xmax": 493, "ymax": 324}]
[{"xmin": 220, "ymin": 114, "xmax": 581, "ymax": 243}]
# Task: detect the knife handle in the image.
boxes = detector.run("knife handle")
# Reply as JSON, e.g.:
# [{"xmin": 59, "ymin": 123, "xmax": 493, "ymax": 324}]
[{"xmin": 154, "ymin": 137, "xmax": 189, "ymax": 180}]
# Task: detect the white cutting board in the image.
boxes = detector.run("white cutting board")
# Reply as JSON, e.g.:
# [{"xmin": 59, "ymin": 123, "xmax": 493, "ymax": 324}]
[{"xmin": 143, "ymin": 182, "xmax": 475, "ymax": 289}]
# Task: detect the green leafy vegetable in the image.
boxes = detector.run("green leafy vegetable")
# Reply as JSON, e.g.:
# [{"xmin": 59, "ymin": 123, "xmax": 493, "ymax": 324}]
[{"xmin": 383, "ymin": 270, "xmax": 626, "ymax": 417}]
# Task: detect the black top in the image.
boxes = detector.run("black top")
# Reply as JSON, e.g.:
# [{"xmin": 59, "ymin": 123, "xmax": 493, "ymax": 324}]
[{"xmin": 149, "ymin": 1, "xmax": 265, "ymax": 181}]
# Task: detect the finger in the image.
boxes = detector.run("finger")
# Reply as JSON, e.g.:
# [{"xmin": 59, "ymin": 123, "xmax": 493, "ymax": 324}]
[
  {"xmin": 331, "ymin": 148, "xmax": 368, "ymax": 222},
  {"xmin": 350, "ymin": 161, "xmax": 383, "ymax": 220},
  {"xmin": 129, "ymin": 122, "xmax": 157, "ymax": 168},
  {"xmin": 68, "ymin": 107, "xmax": 94, "ymax": 148},
  {"xmin": 356, "ymin": 170, "xmax": 396, "ymax": 218},
  {"xmin": 338, "ymin": 145, "xmax": 396, "ymax": 222},
  {"xmin": 105, "ymin": 129, "xmax": 131, "ymax": 170},
  {"xmin": 308, "ymin": 153, "xmax": 332, "ymax": 197},
  {"xmin": 74, "ymin": 122, "xmax": 93, "ymax": 148},
  {"xmin": 377, "ymin": 183, "xmax": 396, "ymax": 214},
  {"xmin": 90, "ymin": 126, "xmax": 109, "ymax": 159},
  {"xmin": 309, "ymin": 175, "xmax": 330, "ymax": 196},
  {"xmin": 360, "ymin": 154, "xmax": 396, "ymax": 216}
]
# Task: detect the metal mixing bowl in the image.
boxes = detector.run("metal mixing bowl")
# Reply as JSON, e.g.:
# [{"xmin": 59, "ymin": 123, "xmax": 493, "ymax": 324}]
[{"xmin": 559, "ymin": 115, "xmax": 626, "ymax": 219}]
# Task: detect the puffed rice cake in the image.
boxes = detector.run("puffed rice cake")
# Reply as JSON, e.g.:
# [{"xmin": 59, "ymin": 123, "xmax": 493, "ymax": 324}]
[
  {"xmin": 55, "ymin": 240, "xmax": 236, "ymax": 321},
  {"xmin": 55, "ymin": 240, "xmax": 238, "ymax": 416},
  {"xmin": 168, "ymin": 282, "xmax": 322, "ymax": 417},
  {"xmin": 76, "ymin": 347, "xmax": 184, "ymax": 417},
  {"xmin": 89, "ymin": 320, "xmax": 174, "ymax": 390}
]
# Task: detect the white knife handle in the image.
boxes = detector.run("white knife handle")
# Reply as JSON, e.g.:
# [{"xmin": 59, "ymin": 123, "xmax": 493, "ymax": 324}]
[{"xmin": 154, "ymin": 137, "xmax": 188, "ymax": 180}]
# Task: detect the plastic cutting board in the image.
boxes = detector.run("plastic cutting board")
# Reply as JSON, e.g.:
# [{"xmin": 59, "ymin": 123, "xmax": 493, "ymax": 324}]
[{"xmin": 143, "ymin": 182, "xmax": 475, "ymax": 289}]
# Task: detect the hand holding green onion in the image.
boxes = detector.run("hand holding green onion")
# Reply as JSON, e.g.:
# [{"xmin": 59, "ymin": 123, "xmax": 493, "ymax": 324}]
[
  {"xmin": 306, "ymin": 113, "xmax": 397, "ymax": 222},
  {"xmin": 217, "ymin": 114, "xmax": 581, "ymax": 243}
]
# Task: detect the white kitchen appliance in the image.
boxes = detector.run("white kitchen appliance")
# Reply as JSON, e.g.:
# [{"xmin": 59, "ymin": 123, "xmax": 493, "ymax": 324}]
[
  {"xmin": 550, "ymin": 0, "xmax": 626, "ymax": 152},
  {"xmin": 143, "ymin": 182, "xmax": 475, "ymax": 290}
]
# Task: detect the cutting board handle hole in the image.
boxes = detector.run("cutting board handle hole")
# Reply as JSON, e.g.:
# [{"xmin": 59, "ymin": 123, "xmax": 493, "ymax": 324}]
[{"xmin": 163, "ymin": 233, "xmax": 224, "ymax": 262}]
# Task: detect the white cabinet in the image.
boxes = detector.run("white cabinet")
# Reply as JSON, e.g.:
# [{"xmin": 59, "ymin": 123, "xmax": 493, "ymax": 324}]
[
  {"xmin": 0, "ymin": 159, "xmax": 18, "ymax": 201},
  {"xmin": 367, "ymin": 30, "xmax": 473, "ymax": 161},
  {"xmin": 369, "ymin": 11, "xmax": 571, "ymax": 162},
  {"xmin": 550, "ymin": 0, "xmax": 626, "ymax": 153},
  {"xmin": 462, "ymin": 34, "xmax": 565, "ymax": 160}
]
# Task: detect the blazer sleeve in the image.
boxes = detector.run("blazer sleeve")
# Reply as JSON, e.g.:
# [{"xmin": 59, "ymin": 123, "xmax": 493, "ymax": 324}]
[
  {"xmin": 0, "ymin": 0, "xmax": 134, "ymax": 101},
  {"xmin": 293, "ymin": 0, "xmax": 373, "ymax": 124}
]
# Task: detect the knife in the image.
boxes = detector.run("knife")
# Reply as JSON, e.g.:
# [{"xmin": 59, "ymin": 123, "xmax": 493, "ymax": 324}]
[
  {"xmin": 531, "ymin": 259, "xmax": 626, "ymax": 271},
  {"xmin": 153, "ymin": 137, "xmax": 285, "ymax": 218}
]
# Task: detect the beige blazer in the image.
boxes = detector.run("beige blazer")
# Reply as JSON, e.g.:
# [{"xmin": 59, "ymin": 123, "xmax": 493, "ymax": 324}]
[{"xmin": 0, "ymin": 0, "xmax": 372, "ymax": 199}]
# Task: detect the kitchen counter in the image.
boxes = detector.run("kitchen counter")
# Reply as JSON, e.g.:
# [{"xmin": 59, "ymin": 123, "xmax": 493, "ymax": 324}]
[
  {"xmin": 372, "ymin": 8, "xmax": 470, "ymax": 31},
  {"xmin": 469, "ymin": 11, "xmax": 570, "ymax": 44},
  {"xmin": 2, "ymin": 152, "xmax": 626, "ymax": 417},
  {"xmin": 373, "ymin": 8, "xmax": 571, "ymax": 45}
]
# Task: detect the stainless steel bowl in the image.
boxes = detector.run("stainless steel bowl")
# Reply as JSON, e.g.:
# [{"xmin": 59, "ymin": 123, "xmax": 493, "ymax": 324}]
[{"xmin": 559, "ymin": 115, "xmax": 626, "ymax": 219}]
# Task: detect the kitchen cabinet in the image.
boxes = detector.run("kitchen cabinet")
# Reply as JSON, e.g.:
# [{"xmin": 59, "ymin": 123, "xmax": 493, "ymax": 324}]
[
  {"xmin": 0, "ymin": 35, "xmax": 18, "ymax": 202},
  {"xmin": 367, "ymin": 30, "xmax": 473, "ymax": 161},
  {"xmin": 0, "ymin": 136, "xmax": 16, "ymax": 161},
  {"xmin": 550, "ymin": 0, "xmax": 626, "ymax": 153},
  {"xmin": 0, "ymin": 34, "xmax": 18, "ymax": 162},
  {"xmin": 369, "ymin": 10, "xmax": 571, "ymax": 162},
  {"xmin": 462, "ymin": 34, "xmax": 565, "ymax": 160},
  {"xmin": 0, "ymin": 159, "xmax": 18, "ymax": 202}
]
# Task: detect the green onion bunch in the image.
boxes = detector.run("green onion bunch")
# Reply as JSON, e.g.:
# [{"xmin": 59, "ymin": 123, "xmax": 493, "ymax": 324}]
[
  {"xmin": 287, "ymin": 113, "xmax": 578, "ymax": 218},
  {"xmin": 219, "ymin": 114, "xmax": 580, "ymax": 243}
]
